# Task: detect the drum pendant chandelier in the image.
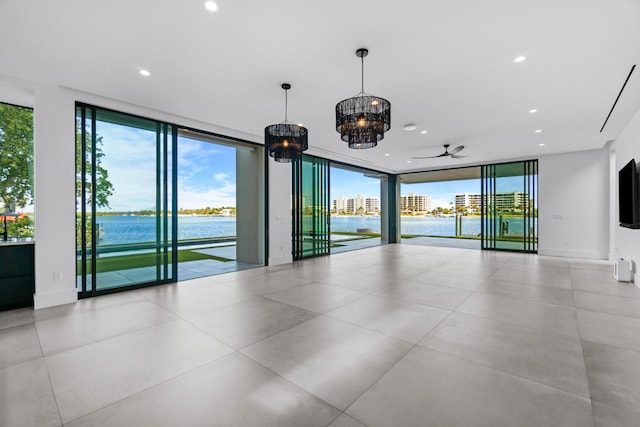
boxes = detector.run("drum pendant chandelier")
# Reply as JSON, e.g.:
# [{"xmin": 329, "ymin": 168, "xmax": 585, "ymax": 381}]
[
  {"xmin": 335, "ymin": 48, "xmax": 391, "ymax": 149},
  {"xmin": 265, "ymin": 83, "xmax": 309, "ymax": 163}
]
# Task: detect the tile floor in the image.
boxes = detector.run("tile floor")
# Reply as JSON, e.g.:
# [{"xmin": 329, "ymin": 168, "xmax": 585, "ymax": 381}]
[{"xmin": 2, "ymin": 244, "xmax": 640, "ymax": 426}]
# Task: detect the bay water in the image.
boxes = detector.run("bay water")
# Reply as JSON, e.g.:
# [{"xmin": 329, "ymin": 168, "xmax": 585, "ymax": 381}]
[{"xmin": 96, "ymin": 215, "xmax": 534, "ymax": 245}]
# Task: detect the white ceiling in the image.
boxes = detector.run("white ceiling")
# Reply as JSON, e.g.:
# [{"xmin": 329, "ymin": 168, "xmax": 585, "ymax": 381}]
[{"xmin": 1, "ymin": 0, "xmax": 639, "ymax": 173}]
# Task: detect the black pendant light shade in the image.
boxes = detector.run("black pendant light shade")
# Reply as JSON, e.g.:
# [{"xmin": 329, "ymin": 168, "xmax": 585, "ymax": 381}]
[
  {"xmin": 336, "ymin": 48, "xmax": 391, "ymax": 149},
  {"xmin": 265, "ymin": 83, "xmax": 309, "ymax": 163}
]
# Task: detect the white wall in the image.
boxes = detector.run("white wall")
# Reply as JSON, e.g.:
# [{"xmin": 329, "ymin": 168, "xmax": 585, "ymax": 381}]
[
  {"xmin": 267, "ymin": 161, "xmax": 293, "ymax": 265},
  {"xmin": 538, "ymin": 148, "xmax": 610, "ymax": 259},
  {"xmin": 612, "ymin": 108, "xmax": 640, "ymax": 281}
]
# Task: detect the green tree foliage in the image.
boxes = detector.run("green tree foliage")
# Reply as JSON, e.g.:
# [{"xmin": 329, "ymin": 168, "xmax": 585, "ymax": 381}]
[
  {"xmin": 7, "ymin": 215, "xmax": 34, "ymax": 237},
  {"xmin": 0, "ymin": 103, "xmax": 33, "ymax": 212},
  {"xmin": 75, "ymin": 126, "xmax": 114, "ymax": 209}
]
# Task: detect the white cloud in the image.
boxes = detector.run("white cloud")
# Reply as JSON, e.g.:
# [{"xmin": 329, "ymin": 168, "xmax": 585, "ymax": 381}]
[{"xmin": 178, "ymin": 184, "xmax": 236, "ymax": 209}]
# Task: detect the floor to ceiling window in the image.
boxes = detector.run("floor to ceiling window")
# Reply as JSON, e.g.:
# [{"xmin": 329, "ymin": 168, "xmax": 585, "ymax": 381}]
[
  {"xmin": 399, "ymin": 162, "xmax": 538, "ymax": 253},
  {"xmin": 76, "ymin": 106, "xmax": 265, "ymax": 298},
  {"xmin": 292, "ymin": 155, "xmax": 389, "ymax": 259},
  {"xmin": 330, "ymin": 164, "xmax": 384, "ymax": 253},
  {"xmin": 481, "ymin": 160, "xmax": 538, "ymax": 252},
  {"xmin": 76, "ymin": 104, "xmax": 176, "ymax": 296},
  {"xmin": 399, "ymin": 167, "xmax": 482, "ymax": 249},
  {"xmin": 292, "ymin": 155, "xmax": 330, "ymax": 260},
  {"xmin": 176, "ymin": 129, "xmax": 264, "ymax": 279}
]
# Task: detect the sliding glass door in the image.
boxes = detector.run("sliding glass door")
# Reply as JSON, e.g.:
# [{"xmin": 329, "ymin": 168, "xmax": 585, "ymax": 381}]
[
  {"xmin": 292, "ymin": 155, "xmax": 329, "ymax": 259},
  {"xmin": 481, "ymin": 160, "xmax": 537, "ymax": 252},
  {"xmin": 76, "ymin": 104, "xmax": 176, "ymax": 296}
]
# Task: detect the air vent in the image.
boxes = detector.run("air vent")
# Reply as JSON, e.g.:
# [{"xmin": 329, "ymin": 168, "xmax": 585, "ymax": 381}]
[{"xmin": 600, "ymin": 65, "xmax": 636, "ymax": 132}]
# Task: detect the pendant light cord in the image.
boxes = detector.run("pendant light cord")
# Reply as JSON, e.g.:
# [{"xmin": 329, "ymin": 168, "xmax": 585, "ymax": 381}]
[
  {"xmin": 361, "ymin": 55, "xmax": 365, "ymax": 92},
  {"xmin": 284, "ymin": 88, "xmax": 288, "ymax": 122}
]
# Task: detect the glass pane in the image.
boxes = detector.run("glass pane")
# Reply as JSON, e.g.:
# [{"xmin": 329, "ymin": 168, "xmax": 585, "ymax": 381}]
[
  {"xmin": 0, "ymin": 102, "xmax": 34, "ymax": 242},
  {"xmin": 75, "ymin": 106, "xmax": 94, "ymax": 293},
  {"xmin": 398, "ymin": 167, "xmax": 481, "ymax": 250},
  {"xmin": 330, "ymin": 165, "xmax": 382, "ymax": 253},
  {"xmin": 297, "ymin": 156, "xmax": 329, "ymax": 258},
  {"xmin": 75, "ymin": 105, "xmax": 175, "ymax": 294},
  {"xmin": 482, "ymin": 161, "xmax": 538, "ymax": 252},
  {"xmin": 175, "ymin": 133, "xmax": 243, "ymax": 280},
  {"xmin": 93, "ymin": 112, "xmax": 171, "ymax": 290}
]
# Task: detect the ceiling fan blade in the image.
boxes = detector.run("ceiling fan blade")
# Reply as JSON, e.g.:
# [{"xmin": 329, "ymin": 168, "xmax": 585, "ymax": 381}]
[
  {"xmin": 448, "ymin": 145, "xmax": 465, "ymax": 154},
  {"xmin": 450, "ymin": 154, "xmax": 468, "ymax": 159},
  {"xmin": 411, "ymin": 154, "xmax": 445, "ymax": 159}
]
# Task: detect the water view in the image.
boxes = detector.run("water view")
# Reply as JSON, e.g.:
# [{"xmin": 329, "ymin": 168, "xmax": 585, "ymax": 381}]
[{"xmin": 95, "ymin": 214, "xmax": 537, "ymax": 246}]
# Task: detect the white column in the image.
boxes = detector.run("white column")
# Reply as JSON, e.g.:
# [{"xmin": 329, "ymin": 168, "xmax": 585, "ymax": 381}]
[
  {"xmin": 267, "ymin": 160, "xmax": 293, "ymax": 265},
  {"xmin": 235, "ymin": 147, "xmax": 265, "ymax": 264},
  {"xmin": 33, "ymin": 86, "xmax": 77, "ymax": 308}
]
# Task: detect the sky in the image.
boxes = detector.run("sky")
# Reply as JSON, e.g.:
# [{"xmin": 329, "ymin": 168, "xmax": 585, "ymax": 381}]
[
  {"xmin": 96, "ymin": 122, "xmax": 236, "ymax": 212},
  {"xmin": 330, "ymin": 167, "xmax": 380, "ymax": 200}
]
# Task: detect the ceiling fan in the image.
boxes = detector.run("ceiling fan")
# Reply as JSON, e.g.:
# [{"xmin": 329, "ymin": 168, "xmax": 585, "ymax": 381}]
[{"xmin": 412, "ymin": 144, "xmax": 467, "ymax": 159}]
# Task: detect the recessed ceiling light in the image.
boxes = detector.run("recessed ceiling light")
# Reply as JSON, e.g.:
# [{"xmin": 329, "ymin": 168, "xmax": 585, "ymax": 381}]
[
  {"xmin": 514, "ymin": 56, "xmax": 526, "ymax": 63},
  {"xmin": 534, "ymin": 129, "xmax": 542, "ymax": 133},
  {"xmin": 539, "ymin": 143, "xmax": 545, "ymax": 147},
  {"xmin": 204, "ymin": 1, "xmax": 218, "ymax": 11},
  {"xmin": 385, "ymin": 153, "xmax": 390, "ymax": 156},
  {"xmin": 403, "ymin": 124, "xmax": 417, "ymax": 131},
  {"xmin": 406, "ymin": 160, "xmax": 412, "ymax": 164},
  {"xmin": 139, "ymin": 69, "xmax": 151, "ymax": 77},
  {"xmin": 529, "ymin": 109, "xmax": 537, "ymax": 113},
  {"xmin": 421, "ymin": 130, "xmax": 427, "ymax": 134}
]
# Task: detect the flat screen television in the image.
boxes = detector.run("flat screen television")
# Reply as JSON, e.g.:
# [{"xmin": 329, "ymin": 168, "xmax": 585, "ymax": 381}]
[{"xmin": 619, "ymin": 158, "xmax": 640, "ymax": 229}]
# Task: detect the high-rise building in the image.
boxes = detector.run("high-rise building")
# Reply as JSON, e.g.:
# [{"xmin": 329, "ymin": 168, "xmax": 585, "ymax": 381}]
[
  {"xmin": 365, "ymin": 197, "xmax": 380, "ymax": 213},
  {"xmin": 455, "ymin": 192, "xmax": 529, "ymax": 210},
  {"xmin": 400, "ymin": 193, "xmax": 431, "ymax": 212},
  {"xmin": 333, "ymin": 196, "xmax": 348, "ymax": 214},
  {"xmin": 333, "ymin": 196, "xmax": 380, "ymax": 214},
  {"xmin": 455, "ymin": 193, "xmax": 483, "ymax": 209}
]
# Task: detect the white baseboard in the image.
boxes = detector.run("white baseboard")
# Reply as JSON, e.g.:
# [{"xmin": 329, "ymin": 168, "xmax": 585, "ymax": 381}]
[
  {"xmin": 268, "ymin": 255, "xmax": 293, "ymax": 266},
  {"xmin": 537, "ymin": 247, "xmax": 608, "ymax": 260},
  {"xmin": 33, "ymin": 288, "xmax": 77, "ymax": 309}
]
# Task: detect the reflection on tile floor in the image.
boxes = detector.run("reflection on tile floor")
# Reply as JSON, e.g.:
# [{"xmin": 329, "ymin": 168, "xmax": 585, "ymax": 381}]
[{"xmin": 4, "ymin": 244, "xmax": 639, "ymax": 426}]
